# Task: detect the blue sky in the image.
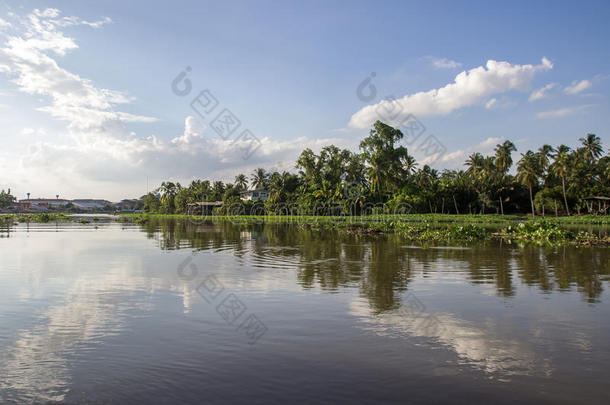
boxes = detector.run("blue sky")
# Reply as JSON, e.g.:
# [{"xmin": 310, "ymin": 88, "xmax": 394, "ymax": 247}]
[{"xmin": 1, "ymin": 0, "xmax": 609, "ymax": 200}]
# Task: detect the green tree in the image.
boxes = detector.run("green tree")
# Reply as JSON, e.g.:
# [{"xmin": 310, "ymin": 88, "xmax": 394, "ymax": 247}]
[
  {"xmin": 494, "ymin": 140, "xmax": 517, "ymax": 174},
  {"xmin": 516, "ymin": 151, "xmax": 540, "ymax": 216},
  {"xmin": 142, "ymin": 192, "xmax": 161, "ymax": 213},
  {"xmin": 359, "ymin": 120, "xmax": 410, "ymax": 197},
  {"xmin": 251, "ymin": 168, "xmax": 269, "ymax": 189},
  {"xmin": 0, "ymin": 189, "xmax": 16, "ymax": 209},
  {"xmin": 579, "ymin": 133, "xmax": 603, "ymax": 162},
  {"xmin": 550, "ymin": 145, "xmax": 572, "ymax": 215},
  {"xmin": 157, "ymin": 181, "xmax": 179, "ymax": 213},
  {"xmin": 234, "ymin": 174, "xmax": 248, "ymax": 191}
]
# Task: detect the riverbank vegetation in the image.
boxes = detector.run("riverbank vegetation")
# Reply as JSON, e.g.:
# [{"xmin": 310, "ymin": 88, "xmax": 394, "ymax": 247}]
[
  {"xmin": 2, "ymin": 121, "xmax": 608, "ymax": 244},
  {"xmin": 0, "ymin": 213, "xmax": 71, "ymax": 224},
  {"xmin": 115, "ymin": 214, "xmax": 608, "ymax": 245},
  {"xmin": 139, "ymin": 121, "xmax": 608, "ymax": 218},
  {"xmin": 2, "ymin": 212, "xmax": 609, "ymax": 245}
]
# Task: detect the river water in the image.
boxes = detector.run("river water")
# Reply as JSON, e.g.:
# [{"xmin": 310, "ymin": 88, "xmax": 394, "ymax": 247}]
[{"xmin": 1, "ymin": 219, "xmax": 609, "ymax": 404}]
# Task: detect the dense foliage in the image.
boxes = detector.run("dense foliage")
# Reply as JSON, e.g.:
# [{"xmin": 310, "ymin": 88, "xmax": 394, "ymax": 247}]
[
  {"xmin": 142, "ymin": 121, "xmax": 609, "ymax": 216},
  {"xmin": 0, "ymin": 189, "xmax": 16, "ymax": 209}
]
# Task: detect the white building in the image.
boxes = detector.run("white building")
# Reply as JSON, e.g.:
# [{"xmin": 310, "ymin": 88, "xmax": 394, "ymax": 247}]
[
  {"xmin": 240, "ymin": 189, "xmax": 270, "ymax": 201},
  {"xmin": 71, "ymin": 199, "xmax": 111, "ymax": 211},
  {"xmin": 18, "ymin": 199, "xmax": 70, "ymax": 211}
]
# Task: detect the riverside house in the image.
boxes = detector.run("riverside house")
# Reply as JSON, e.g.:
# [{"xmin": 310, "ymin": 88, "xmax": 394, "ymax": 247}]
[{"xmin": 240, "ymin": 189, "xmax": 270, "ymax": 201}]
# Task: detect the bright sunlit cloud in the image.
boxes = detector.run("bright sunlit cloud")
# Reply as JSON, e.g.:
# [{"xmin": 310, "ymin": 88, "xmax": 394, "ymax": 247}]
[{"xmin": 348, "ymin": 58, "xmax": 553, "ymax": 129}]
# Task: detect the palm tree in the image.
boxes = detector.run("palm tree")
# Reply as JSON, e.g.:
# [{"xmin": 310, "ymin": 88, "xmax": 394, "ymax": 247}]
[
  {"xmin": 157, "ymin": 181, "xmax": 179, "ymax": 213},
  {"xmin": 516, "ymin": 151, "xmax": 539, "ymax": 216},
  {"xmin": 251, "ymin": 168, "xmax": 269, "ymax": 189},
  {"xmin": 579, "ymin": 133, "xmax": 603, "ymax": 162},
  {"xmin": 537, "ymin": 144, "xmax": 555, "ymax": 177},
  {"xmin": 551, "ymin": 145, "xmax": 571, "ymax": 215},
  {"xmin": 269, "ymin": 171, "xmax": 293, "ymax": 202},
  {"xmin": 403, "ymin": 154, "xmax": 418, "ymax": 176},
  {"xmin": 366, "ymin": 158, "xmax": 384, "ymax": 196},
  {"xmin": 494, "ymin": 141, "xmax": 516, "ymax": 215},
  {"xmin": 234, "ymin": 174, "xmax": 248, "ymax": 191},
  {"xmin": 494, "ymin": 141, "xmax": 516, "ymax": 174},
  {"xmin": 158, "ymin": 181, "xmax": 178, "ymax": 198}
]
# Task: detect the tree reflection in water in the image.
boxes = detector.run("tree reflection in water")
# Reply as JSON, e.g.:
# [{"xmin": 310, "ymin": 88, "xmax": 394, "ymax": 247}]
[{"xmin": 142, "ymin": 218, "xmax": 610, "ymax": 308}]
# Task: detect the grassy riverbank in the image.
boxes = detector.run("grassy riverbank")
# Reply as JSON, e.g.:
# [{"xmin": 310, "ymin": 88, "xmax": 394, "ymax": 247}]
[
  {"xmin": 2, "ymin": 212, "xmax": 609, "ymax": 245},
  {"xmin": 118, "ymin": 212, "xmax": 610, "ymax": 225},
  {"xmin": 2, "ymin": 212, "xmax": 609, "ymax": 225},
  {"xmin": 0, "ymin": 213, "xmax": 71, "ymax": 224},
  {"xmin": 117, "ymin": 213, "xmax": 610, "ymax": 246}
]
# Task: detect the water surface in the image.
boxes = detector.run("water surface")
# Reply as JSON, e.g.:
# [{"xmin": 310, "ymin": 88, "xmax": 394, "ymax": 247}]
[{"xmin": 1, "ymin": 219, "xmax": 609, "ymax": 404}]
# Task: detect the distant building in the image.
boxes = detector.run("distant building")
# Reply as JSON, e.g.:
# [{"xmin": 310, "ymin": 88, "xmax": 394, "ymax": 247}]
[
  {"xmin": 17, "ymin": 198, "xmax": 70, "ymax": 211},
  {"xmin": 240, "ymin": 189, "xmax": 270, "ymax": 201},
  {"xmin": 71, "ymin": 199, "xmax": 111, "ymax": 211},
  {"xmin": 114, "ymin": 199, "xmax": 141, "ymax": 211}
]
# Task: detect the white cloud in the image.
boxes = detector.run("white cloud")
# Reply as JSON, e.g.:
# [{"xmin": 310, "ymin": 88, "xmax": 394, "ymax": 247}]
[
  {"xmin": 440, "ymin": 136, "xmax": 503, "ymax": 168},
  {"xmin": 1, "ymin": 9, "xmax": 347, "ymax": 199},
  {"xmin": 0, "ymin": 18, "xmax": 12, "ymax": 29},
  {"xmin": 33, "ymin": 8, "xmax": 61, "ymax": 18},
  {"xmin": 16, "ymin": 116, "xmax": 347, "ymax": 198},
  {"xmin": 528, "ymin": 82, "xmax": 557, "ymax": 101},
  {"xmin": 564, "ymin": 79, "xmax": 592, "ymax": 95},
  {"xmin": 536, "ymin": 104, "xmax": 594, "ymax": 119},
  {"xmin": 21, "ymin": 127, "xmax": 47, "ymax": 136},
  {"xmin": 348, "ymin": 58, "xmax": 553, "ymax": 129},
  {"xmin": 429, "ymin": 57, "xmax": 462, "ymax": 69},
  {"xmin": 51, "ymin": 15, "xmax": 112, "ymax": 29},
  {"xmin": 349, "ymin": 298, "xmax": 552, "ymax": 377},
  {"xmin": 0, "ymin": 8, "xmax": 144, "ymax": 130},
  {"xmin": 485, "ymin": 96, "xmax": 516, "ymax": 110}
]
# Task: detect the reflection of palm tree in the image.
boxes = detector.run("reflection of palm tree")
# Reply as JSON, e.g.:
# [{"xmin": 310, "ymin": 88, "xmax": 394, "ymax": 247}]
[{"xmin": 147, "ymin": 218, "xmax": 610, "ymax": 306}]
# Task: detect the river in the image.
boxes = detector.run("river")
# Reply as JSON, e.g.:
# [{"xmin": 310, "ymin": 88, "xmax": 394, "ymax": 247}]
[{"xmin": 1, "ymin": 218, "xmax": 609, "ymax": 404}]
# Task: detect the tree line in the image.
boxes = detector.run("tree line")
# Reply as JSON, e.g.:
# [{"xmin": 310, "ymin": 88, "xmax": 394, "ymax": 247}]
[{"xmin": 142, "ymin": 120, "xmax": 609, "ymax": 216}]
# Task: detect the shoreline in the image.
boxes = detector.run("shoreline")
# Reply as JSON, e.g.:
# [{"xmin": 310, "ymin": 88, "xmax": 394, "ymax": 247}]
[{"xmin": 2, "ymin": 213, "xmax": 609, "ymax": 246}]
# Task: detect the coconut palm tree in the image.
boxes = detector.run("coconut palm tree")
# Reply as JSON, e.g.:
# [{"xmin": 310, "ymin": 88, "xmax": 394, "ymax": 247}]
[
  {"xmin": 269, "ymin": 171, "xmax": 294, "ymax": 202},
  {"xmin": 157, "ymin": 181, "xmax": 180, "ymax": 213},
  {"xmin": 494, "ymin": 140, "xmax": 517, "ymax": 174},
  {"xmin": 234, "ymin": 174, "xmax": 248, "ymax": 191},
  {"xmin": 251, "ymin": 168, "xmax": 269, "ymax": 189},
  {"xmin": 465, "ymin": 153, "xmax": 485, "ymax": 176},
  {"xmin": 403, "ymin": 154, "xmax": 418, "ymax": 176},
  {"xmin": 516, "ymin": 151, "xmax": 539, "ymax": 216},
  {"xmin": 494, "ymin": 141, "xmax": 516, "ymax": 215},
  {"xmin": 551, "ymin": 145, "xmax": 572, "ymax": 215},
  {"xmin": 579, "ymin": 133, "xmax": 603, "ymax": 162},
  {"xmin": 537, "ymin": 144, "xmax": 555, "ymax": 176}
]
